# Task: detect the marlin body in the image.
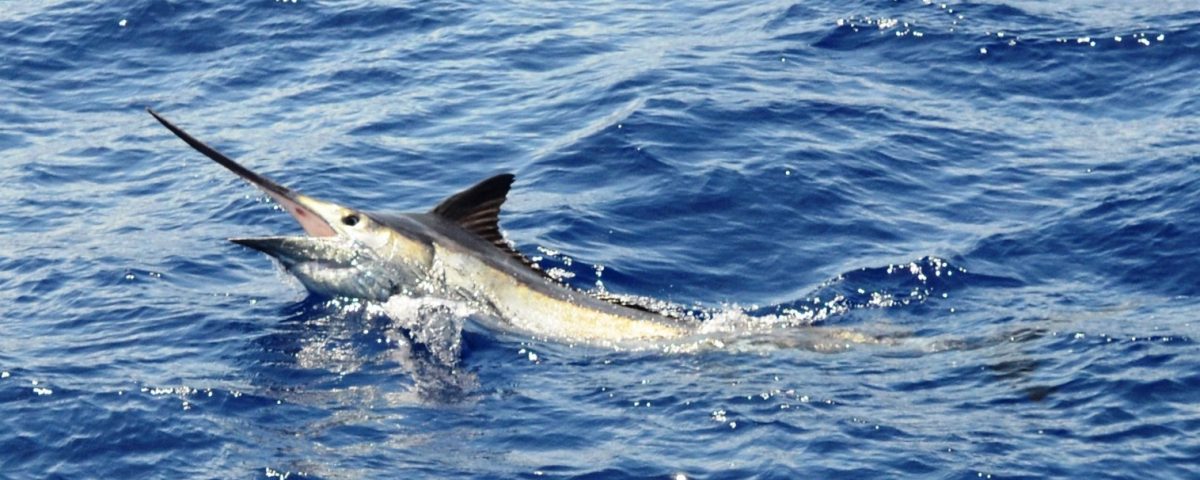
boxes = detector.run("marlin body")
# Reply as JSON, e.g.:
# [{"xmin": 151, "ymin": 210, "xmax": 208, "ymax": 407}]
[{"xmin": 148, "ymin": 109, "xmax": 697, "ymax": 346}]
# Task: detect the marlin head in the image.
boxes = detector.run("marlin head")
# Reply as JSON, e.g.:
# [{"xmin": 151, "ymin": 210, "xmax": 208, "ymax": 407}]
[{"xmin": 147, "ymin": 108, "xmax": 432, "ymax": 300}]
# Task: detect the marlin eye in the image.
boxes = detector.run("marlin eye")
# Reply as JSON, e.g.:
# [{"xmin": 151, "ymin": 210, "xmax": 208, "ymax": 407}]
[{"xmin": 342, "ymin": 214, "xmax": 360, "ymax": 227}]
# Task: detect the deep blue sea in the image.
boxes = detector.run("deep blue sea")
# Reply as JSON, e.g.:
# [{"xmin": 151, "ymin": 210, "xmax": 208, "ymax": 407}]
[{"xmin": 2, "ymin": 1, "xmax": 1199, "ymax": 478}]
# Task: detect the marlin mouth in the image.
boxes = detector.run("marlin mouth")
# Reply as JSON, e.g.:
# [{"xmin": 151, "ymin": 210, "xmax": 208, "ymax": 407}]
[
  {"xmin": 227, "ymin": 236, "xmax": 357, "ymax": 268},
  {"xmin": 147, "ymin": 108, "xmax": 337, "ymax": 238}
]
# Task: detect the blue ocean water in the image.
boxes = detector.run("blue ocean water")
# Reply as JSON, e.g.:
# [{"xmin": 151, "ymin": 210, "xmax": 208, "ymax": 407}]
[{"xmin": 2, "ymin": 0, "xmax": 1198, "ymax": 478}]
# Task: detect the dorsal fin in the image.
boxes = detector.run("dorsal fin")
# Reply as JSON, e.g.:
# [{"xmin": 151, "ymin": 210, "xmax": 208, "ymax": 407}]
[
  {"xmin": 431, "ymin": 173, "xmax": 514, "ymax": 243},
  {"xmin": 431, "ymin": 174, "xmax": 673, "ymax": 315},
  {"xmin": 431, "ymin": 173, "xmax": 539, "ymax": 268},
  {"xmin": 590, "ymin": 290, "xmax": 680, "ymax": 316}
]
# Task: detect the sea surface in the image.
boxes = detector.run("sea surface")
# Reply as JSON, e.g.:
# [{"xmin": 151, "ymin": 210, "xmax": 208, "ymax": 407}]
[{"xmin": 2, "ymin": 1, "xmax": 1198, "ymax": 478}]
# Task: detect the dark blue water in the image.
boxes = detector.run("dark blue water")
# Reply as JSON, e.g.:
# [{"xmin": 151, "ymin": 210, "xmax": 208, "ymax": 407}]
[{"xmin": 2, "ymin": 1, "xmax": 1198, "ymax": 478}]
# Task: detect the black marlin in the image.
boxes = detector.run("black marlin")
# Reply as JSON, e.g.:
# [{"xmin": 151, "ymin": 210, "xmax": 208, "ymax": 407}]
[{"xmin": 148, "ymin": 109, "xmax": 698, "ymax": 347}]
